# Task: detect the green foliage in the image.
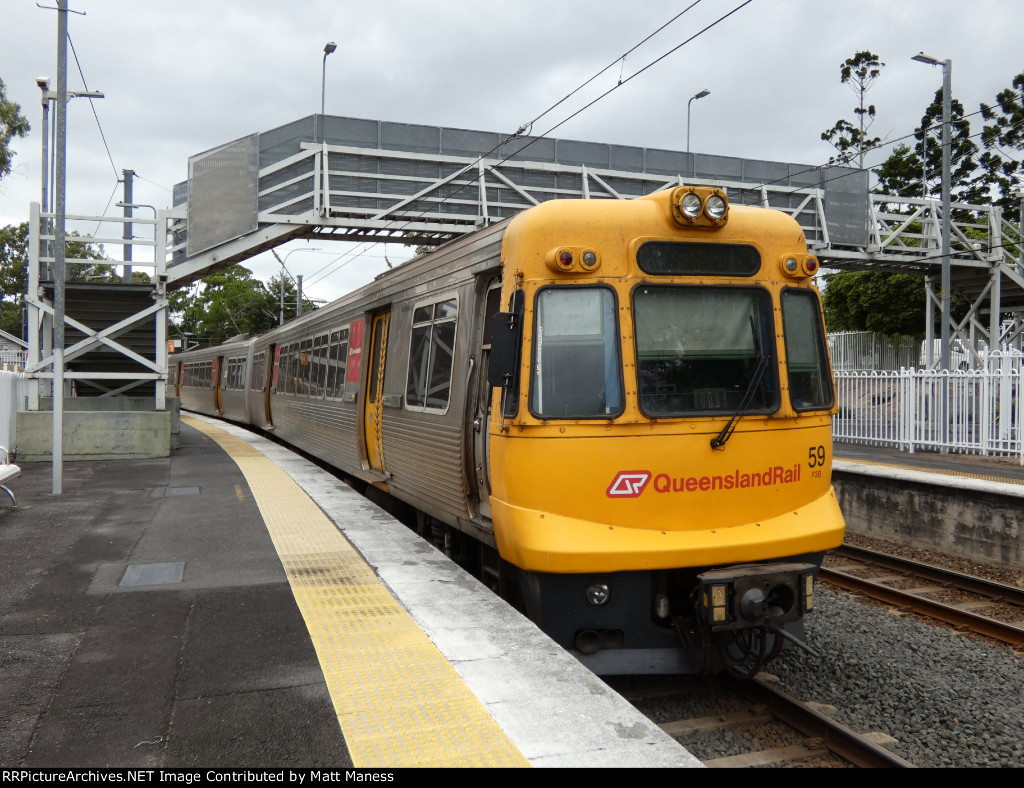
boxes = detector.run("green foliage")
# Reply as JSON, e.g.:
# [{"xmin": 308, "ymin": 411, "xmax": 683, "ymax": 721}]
[
  {"xmin": 0, "ymin": 77, "xmax": 29, "ymax": 180},
  {"xmin": 822, "ymin": 51, "xmax": 885, "ymax": 168},
  {"xmin": 980, "ymin": 72, "xmax": 1024, "ymax": 211},
  {"xmin": 169, "ymin": 264, "xmax": 317, "ymax": 346},
  {"xmin": 822, "ymin": 270, "xmax": 969, "ymax": 336},
  {"xmin": 873, "ymin": 90, "xmax": 982, "ymax": 205}
]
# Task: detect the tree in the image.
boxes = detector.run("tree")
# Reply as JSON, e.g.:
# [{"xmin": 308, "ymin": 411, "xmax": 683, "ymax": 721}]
[
  {"xmin": 822, "ymin": 270, "xmax": 969, "ymax": 336},
  {"xmin": 821, "ymin": 51, "xmax": 885, "ymax": 168},
  {"xmin": 874, "ymin": 89, "xmax": 983, "ymax": 205},
  {"xmin": 0, "ymin": 77, "xmax": 29, "ymax": 181},
  {"xmin": 169, "ymin": 264, "xmax": 318, "ymax": 346},
  {"xmin": 980, "ymin": 72, "xmax": 1024, "ymax": 212}
]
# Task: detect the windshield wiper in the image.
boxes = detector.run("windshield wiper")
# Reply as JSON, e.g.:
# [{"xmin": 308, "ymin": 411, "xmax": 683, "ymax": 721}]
[{"xmin": 710, "ymin": 316, "xmax": 769, "ymax": 450}]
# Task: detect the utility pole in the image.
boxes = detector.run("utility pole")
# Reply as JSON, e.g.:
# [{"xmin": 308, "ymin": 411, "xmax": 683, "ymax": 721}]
[
  {"xmin": 122, "ymin": 169, "xmax": 134, "ymax": 282},
  {"xmin": 52, "ymin": 0, "xmax": 68, "ymax": 495},
  {"xmin": 297, "ymin": 275, "xmax": 304, "ymax": 317}
]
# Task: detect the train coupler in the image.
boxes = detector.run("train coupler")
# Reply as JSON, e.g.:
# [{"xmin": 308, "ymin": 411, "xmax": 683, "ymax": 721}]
[{"xmin": 698, "ymin": 562, "xmax": 817, "ymax": 631}]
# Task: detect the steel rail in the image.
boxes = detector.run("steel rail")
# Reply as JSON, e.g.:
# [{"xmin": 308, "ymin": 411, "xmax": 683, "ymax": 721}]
[
  {"xmin": 820, "ymin": 549, "xmax": 1024, "ymax": 649},
  {"xmin": 723, "ymin": 675, "xmax": 916, "ymax": 768},
  {"xmin": 832, "ymin": 545, "xmax": 1024, "ymax": 605},
  {"xmin": 620, "ymin": 676, "xmax": 915, "ymax": 768}
]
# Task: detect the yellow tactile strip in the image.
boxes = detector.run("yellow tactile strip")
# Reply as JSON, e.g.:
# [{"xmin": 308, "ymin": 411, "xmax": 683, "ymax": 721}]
[
  {"xmin": 835, "ymin": 455, "xmax": 1024, "ymax": 486},
  {"xmin": 183, "ymin": 416, "xmax": 529, "ymax": 768}
]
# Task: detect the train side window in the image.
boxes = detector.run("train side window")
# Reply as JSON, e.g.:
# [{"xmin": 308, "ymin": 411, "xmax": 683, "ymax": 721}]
[
  {"xmin": 406, "ymin": 296, "xmax": 458, "ymax": 413},
  {"xmin": 250, "ymin": 352, "xmax": 265, "ymax": 391},
  {"xmin": 781, "ymin": 289, "xmax": 835, "ymax": 411},
  {"xmin": 310, "ymin": 337, "xmax": 328, "ymax": 398},
  {"xmin": 530, "ymin": 286, "xmax": 623, "ymax": 419},
  {"xmin": 299, "ymin": 338, "xmax": 313, "ymax": 397},
  {"xmin": 326, "ymin": 328, "xmax": 350, "ymax": 399}
]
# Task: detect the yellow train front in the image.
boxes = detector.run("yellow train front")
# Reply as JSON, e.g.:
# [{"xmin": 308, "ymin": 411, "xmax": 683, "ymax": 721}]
[{"xmin": 487, "ymin": 186, "xmax": 845, "ymax": 676}]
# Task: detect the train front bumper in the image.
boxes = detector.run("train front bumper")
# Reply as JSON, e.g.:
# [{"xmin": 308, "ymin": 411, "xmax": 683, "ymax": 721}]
[{"xmin": 490, "ymin": 486, "xmax": 845, "ymax": 574}]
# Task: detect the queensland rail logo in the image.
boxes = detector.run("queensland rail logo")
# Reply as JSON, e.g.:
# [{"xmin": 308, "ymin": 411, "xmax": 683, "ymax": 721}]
[
  {"xmin": 605, "ymin": 471, "xmax": 652, "ymax": 497},
  {"xmin": 607, "ymin": 464, "xmax": 802, "ymax": 497}
]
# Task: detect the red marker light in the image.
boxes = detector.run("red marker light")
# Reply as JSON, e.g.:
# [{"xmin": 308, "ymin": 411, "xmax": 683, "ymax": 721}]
[{"xmin": 559, "ymin": 251, "xmax": 573, "ymax": 268}]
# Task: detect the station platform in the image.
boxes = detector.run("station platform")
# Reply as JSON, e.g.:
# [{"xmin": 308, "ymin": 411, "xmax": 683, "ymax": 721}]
[
  {"xmin": 835, "ymin": 441, "xmax": 1024, "ymax": 493},
  {"xmin": 0, "ymin": 415, "xmax": 700, "ymax": 769}
]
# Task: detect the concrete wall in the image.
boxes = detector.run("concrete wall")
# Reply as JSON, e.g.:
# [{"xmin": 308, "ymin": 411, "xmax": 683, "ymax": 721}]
[
  {"xmin": 833, "ymin": 465, "xmax": 1024, "ymax": 568},
  {"xmin": 15, "ymin": 398, "xmax": 180, "ymax": 461}
]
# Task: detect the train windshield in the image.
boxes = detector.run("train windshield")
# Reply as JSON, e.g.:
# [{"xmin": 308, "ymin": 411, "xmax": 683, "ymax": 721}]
[
  {"xmin": 634, "ymin": 286, "xmax": 778, "ymax": 417},
  {"xmin": 531, "ymin": 286, "xmax": 623, "ymax": 418}
]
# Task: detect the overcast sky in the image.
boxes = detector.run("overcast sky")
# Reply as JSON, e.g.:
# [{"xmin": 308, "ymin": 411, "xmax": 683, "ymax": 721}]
[{"xmin": 1, "ymin": 0, "xmax": 1021, "ymax": 305}]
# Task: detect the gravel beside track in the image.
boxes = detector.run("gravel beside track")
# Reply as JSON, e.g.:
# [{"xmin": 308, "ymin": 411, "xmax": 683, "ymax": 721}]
[{"xmin": 764, "ymin": 585, "xmax": 1024, "ymax": 767}]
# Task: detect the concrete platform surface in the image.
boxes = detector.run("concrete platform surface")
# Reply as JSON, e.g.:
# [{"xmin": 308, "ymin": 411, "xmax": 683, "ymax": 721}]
[{"xmin": 0, "ymin": 417, "xmax": 700, "ymax": 769}]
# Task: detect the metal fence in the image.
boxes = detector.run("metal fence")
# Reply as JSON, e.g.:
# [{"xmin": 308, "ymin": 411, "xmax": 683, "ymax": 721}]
[
  {"xmin": 833, "ymin": 354, "xmax": 1024, "ymax": 461},
  {"xmin": 828, "ymin": 331, "xmax": 919, "ymax": 371}
]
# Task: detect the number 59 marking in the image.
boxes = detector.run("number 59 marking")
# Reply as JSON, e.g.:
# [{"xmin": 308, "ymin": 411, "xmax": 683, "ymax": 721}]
[{"xmin": 808, "ymin": 445, "xmax": 826, "ymax": 468}]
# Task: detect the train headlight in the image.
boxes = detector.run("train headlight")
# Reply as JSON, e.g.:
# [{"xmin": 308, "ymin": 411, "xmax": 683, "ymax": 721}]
[
  {"xmin": 670, "ymin": 186, "xmax": 729, "ymax": 228},
  {"xmin": 705, "ymin": 194, "xmax": 728, "ymax": 221},
  {"xmin": 681, "ymin": 192, "xmax": 703, "ymax": 219},
  {"xmin": 586, "ymin": 583, "xmax": 611, "ymax": 606}
]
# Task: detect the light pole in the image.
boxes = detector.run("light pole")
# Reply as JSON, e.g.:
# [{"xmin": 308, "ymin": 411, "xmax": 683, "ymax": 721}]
[
  {"xmin": 274, "ymin": 248, "xmax": 319, "ymax": 325},
  {"xmin": 912, "ymin": 53, "xmax": 952, "ymax": 374},
  {"xmin": 687, "ymin": 89, "xmax": 710, "ymax": 154},
  {"xmin": 321, "ymin": 41, "xmax": 337, "ymax": 140},
  {"xmin": 36, "ymin": 79, "xmax": 103, "ymax": 280}
]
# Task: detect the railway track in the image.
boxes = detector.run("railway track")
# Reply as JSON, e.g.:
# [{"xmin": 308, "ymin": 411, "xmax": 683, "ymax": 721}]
[
  {"xmin": 820, "ymin": 545, "xmax": 1024, "ymax": 650},
  {"xmin": 613, "ymin": 674, "xmax": 914, "ymax": 767}
]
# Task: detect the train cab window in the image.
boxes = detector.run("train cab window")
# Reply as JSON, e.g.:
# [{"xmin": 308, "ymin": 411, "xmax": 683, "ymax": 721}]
[
  {"xmin": 406, "ymin": 297, "xmax": 458, "ymax": 413},
  {"xmin": 530, "ymin": 287, "xmax": 623, "ymax": 419},
  {"xmin": 781, "ymin": 289, "xmax": 835, "ymax": 411},
  {"xmin": 633, "ymin": 286, "xmax": 777, "ymax": 417}
]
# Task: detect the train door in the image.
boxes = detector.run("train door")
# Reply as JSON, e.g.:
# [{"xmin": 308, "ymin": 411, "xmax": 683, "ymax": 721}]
[
  {"xmin": 267, "ymin": 344, "xmax": 280, "ymax": 427},
  {"xmin": 213, "ymin": 356, "xmax": 223, "ymax": 414},
  {"xmin": 469, "ymin": 280, "xmax": 502, "ymax": 520},
  {"xmin": 243, "ymin": 344, "xmax": 255, "ymax": 424},
  {"xmin": 363, "ymin": 311, "xmax": 390, "ymax": 474}
]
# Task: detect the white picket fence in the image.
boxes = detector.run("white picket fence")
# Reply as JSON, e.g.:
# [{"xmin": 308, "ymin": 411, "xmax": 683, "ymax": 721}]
[{"xmin": 833, "ymin": 354, "xmax": 1024, "ymax": 461}]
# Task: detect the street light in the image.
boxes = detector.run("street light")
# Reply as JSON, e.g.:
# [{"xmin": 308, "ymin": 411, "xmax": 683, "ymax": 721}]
[
  {"xmin": 321, "ymin": 41, "xmax": 337, "ymax": 140},
  {"xmin": 912, "ymin": 52, "xmax": 952, "ymax": 374},
  {"xmin": 687, "ymin": 89, "xmax": 710, "ymax": 154},
  {"xmin": 275, "ymin": 248, "xmax": 320, "ymax": 325}
]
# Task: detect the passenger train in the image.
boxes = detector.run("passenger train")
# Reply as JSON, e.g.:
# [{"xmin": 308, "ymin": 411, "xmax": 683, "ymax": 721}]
[{"xmin": 173, "ymin": 186, "xmax": 846, "ymax": 676}]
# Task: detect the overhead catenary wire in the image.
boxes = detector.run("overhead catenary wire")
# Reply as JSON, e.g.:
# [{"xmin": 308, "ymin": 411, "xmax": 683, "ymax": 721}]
[
  {"xmin": 357, "ymin": 0, "xmax": 756, "ymax": 247},
  {"xmin": 67, "ymin": 33, "xmax": 118, "ymax": 183},
  {"xmin": 302, "ymin": 4, "xmax": 736, "ymax": 293}
]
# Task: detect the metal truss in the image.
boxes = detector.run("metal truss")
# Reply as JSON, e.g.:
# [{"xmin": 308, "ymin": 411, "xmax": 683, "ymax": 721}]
[
  {"xmin": 25, "ymin": 202, "xmax": 169, "ymax": 410},
  {"xmin": 165, "ymin": 141, "xmax": 841, "ymax": 285},
  {"xmin": 815, "ymin": 193, "xmax": 1024, "ymax": 368}
]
